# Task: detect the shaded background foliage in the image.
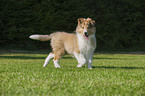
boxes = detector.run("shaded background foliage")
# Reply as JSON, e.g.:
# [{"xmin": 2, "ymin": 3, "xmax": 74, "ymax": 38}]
[{"xmin": 0, "ymin": 0, "xmax": 145, "ymax": 51}]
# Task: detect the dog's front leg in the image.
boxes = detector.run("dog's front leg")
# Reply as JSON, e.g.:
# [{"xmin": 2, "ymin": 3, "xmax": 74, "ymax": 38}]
[
  {"xmin": 53, "ymin": 59, "xmax": 61, "ymax": 68},
  {"xmin": 73, "ymin": 52, "xmax": 86, "ymax": 67},
  {"xmin": 86, "ymin": 52, "xmax": 94, "ymax": 69}
]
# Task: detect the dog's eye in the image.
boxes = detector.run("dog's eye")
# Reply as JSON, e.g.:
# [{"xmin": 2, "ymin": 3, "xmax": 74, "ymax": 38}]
[
  {"xmin": 82, "ymin": 26, "xmax": 84, "ymax": 29},
  {"xmin": 89, "ymin": 23, "xmax": 93, "ymax": 28}
]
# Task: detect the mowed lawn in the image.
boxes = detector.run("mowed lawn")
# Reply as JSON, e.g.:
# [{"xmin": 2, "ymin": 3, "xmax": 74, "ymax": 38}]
[{"xmin": 0, "ymin": 52, "xmax": 145, "ymax": 96}]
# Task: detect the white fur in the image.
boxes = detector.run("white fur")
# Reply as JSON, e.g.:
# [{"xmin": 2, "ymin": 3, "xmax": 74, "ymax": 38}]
[
  {"xmin": 43, "ymin": 54, "xmax": 61, "ymax": 68},
  {"xmin": 74, "ymin": 33, "xmax": 96, "ymax": 69},
  {"xmin": 29, "ymin": 35, "xmax": 40, "ymax": 40},
  {"xmin": 73, "ymin": 52, "xmax": 86, "ymax": 67},
  {"xmin": 43, "ymin": 53, "xmax": 54, "ymax": 67},
  {"xmin": 53, "ymin": 60, "xmax": 61, "ymax": 68}
]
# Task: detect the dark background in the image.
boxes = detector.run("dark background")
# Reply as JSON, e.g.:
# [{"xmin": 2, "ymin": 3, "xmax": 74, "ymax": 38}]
[{"xmin": 0, "ymin": 0, "xmax": 145, "ymax": 51}]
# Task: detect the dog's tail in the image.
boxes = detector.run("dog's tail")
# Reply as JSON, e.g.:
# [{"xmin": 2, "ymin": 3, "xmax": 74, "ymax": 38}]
[{"xmin": 29, "ymin": 35, "xmax": 51, "ymax": 41}]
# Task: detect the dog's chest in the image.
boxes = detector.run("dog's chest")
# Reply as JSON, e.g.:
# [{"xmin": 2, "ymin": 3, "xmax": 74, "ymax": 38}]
[
  {"xmin": 78, "ymin": 39, "xmax": 88, "ymax": 53},
  {"xmin": 77, "ymin": 34, "xmax": 95, "ymax": 55}
]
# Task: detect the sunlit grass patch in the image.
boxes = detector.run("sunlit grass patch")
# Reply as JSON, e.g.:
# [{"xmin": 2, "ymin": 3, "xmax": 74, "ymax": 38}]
[{"xmin": 0, "ymin": 53, "xmax": 145, "ymax": 96}]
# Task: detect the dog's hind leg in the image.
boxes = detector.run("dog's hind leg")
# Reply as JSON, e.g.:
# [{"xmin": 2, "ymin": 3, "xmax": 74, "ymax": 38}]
[
  {"xmin": 43, "ymin": 53, "xmax": 54, "ymax": 67},
  {"xmin": 53, "ymin": 48, "xmax": 65, "ymax": 68},
  {"xmin": 53, "ymin": 55, "xmax": 61, "ymax": 68}
]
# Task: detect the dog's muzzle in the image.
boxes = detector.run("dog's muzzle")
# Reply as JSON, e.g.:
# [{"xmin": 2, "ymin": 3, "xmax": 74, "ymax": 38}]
[{"xmin": 84, "ymin": 31, "xmax": 88, "ymax": 39}]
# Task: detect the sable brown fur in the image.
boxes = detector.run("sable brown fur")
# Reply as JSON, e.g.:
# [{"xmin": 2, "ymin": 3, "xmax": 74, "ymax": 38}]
[{"xmin": 49, "ymin": 32, "xmax": 80, "ymax": 60}]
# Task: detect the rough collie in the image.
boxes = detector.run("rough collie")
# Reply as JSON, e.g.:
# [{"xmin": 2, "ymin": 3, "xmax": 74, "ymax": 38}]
[{"xmin": 29, "ymin": 18, "xmax": 96, "ymax": 69}]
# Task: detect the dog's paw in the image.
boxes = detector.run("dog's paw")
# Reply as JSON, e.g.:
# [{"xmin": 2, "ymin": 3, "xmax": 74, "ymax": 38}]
[
  {"xmin": 43, "ymin": 63, "xmax": 48, "ymax": 67},
  {"xmin": 87, "ymin": 64, "xmax": 92, "ymax": 69},
  {"xmin": 77, "ymin": 64, "xmax": 83, "ymax": 68},
  {"xmin": 88, "ymin": 67, "xmax": 92, "ymax": 69},
  {"xmin": 43, "ymin": 64, "xmax": 46, "ymax": 67},
  {"xmin": 54, "ymin": 65, "xmax": 61, "ymax": 68}
]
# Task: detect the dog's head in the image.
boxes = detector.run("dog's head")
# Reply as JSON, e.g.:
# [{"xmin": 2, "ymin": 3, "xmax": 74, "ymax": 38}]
[{"xmin": 76, "ymin": 18, "xmax": 96, "ymax": 39}]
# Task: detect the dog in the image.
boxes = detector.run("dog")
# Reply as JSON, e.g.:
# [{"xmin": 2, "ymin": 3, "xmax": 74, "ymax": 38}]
[{"xmin": 29, "ymin": 18, "xmax": 96, "ymax": 69}]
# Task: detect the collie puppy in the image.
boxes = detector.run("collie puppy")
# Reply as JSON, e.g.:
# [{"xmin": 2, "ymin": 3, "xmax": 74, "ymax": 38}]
[{"xmin": 29, "ymin": 18, "xmax": 96, "ymax": 69}]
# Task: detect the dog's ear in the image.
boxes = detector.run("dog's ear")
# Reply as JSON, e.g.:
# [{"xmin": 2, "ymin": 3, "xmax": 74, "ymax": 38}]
[
  {"xmin": 91, "ymin": 20, "xmax": 95, "ymax": 26},
  {"xmin": 87, "ymin": 18, "xmax": 95, "ymax": 26},
  {"xmin": 77, "ymin": 18, "xmax": 85, "ymax": 24}
]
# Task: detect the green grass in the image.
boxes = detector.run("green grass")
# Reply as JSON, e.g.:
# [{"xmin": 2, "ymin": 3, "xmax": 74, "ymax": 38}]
[{"xmin": 0, "ymin": 52, "xmax": 145, "ymax": 96}]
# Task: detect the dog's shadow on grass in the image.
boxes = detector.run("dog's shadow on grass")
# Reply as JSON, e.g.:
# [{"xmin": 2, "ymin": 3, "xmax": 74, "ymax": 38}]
[
  {"xmin": 0, "ymin": 55, "xmax": 45, "ymax": 59},
  {"xmin": 92, "ymin": 66, "xmax": 145, "ymax": 69},
  {"xmin": 93, "ymin": 57, "xmax": 132, "ymax": 60},
  {"xmin": 0, "ymin": 56, "xmax": 132, "ymax": 60},
  {"xmin": 0, "ymin": 55, "xmax": 73, "ymax": 59}
]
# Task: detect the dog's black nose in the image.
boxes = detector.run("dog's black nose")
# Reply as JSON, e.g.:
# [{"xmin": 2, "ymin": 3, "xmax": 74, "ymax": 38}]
[
  {"xmin": 84, "ymin": 31, "xmax": 88, "ymax": 35},
  {"xmin": 84, "ymin": 32, "xmax": 88, "ymax": 37}
]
